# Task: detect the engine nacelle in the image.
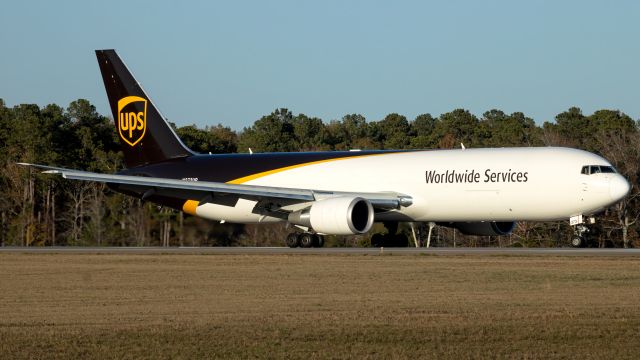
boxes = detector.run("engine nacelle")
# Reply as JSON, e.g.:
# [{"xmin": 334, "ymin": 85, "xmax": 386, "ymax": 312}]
[
  {"xmin": 288, "ymin": 197, "xmax": 374, "ymax": 235},
  {"xmin": 445, "ymin": 221, "xmax": 515, "ymax": 236}
]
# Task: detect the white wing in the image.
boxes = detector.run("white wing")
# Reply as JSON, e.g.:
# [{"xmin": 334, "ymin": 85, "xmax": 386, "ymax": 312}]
[{"xmin": 18, "ymin": 163, "xmax": 412, "ymax": 211}]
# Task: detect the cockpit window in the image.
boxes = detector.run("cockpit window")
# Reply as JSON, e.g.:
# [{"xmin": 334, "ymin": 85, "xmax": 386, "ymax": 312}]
[{"xmin": 581, "ymin": 165, "xmax": 616, "ymax": 175}]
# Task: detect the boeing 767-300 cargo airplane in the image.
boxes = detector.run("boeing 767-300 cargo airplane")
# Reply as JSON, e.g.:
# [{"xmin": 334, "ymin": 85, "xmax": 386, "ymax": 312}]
[{"xmin": 20, "ymin": 50, "xmax": 631, "ymax": 248}]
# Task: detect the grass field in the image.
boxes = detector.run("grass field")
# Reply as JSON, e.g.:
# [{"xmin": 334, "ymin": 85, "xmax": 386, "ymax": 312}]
[{"xmin": 1, "ymin": 253, "xmax": 640, "ymax": 359}]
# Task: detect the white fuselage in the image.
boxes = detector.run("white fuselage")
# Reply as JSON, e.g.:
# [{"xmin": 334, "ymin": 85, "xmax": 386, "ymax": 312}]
[{"xmin": 191, "ymin": 147, "xmax": 629, "ymax": 224}]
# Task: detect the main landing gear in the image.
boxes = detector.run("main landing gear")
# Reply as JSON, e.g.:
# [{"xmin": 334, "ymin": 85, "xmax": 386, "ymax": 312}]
[
  {"xmin": 286, "ymin": 232, "xmax": 325, "ymax": 248},
  {"xmin": 370, "ymin": 222, "xmax": 409, "ymax": 247}
]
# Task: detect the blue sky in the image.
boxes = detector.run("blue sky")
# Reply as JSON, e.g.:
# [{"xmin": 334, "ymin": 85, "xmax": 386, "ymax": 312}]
[{"xmin": 1, "ymin": 0, "xmax": 638, "ymax": 129}]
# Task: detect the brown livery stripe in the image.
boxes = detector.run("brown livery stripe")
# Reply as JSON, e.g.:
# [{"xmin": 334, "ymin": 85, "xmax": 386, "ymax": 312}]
[{"xmin": 226, "ymin": 152, "xmax": 403, "ymax": 184}]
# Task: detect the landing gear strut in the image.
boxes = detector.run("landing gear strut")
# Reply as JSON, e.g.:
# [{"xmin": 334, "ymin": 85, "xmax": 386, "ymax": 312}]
[
  {"xmin": 370, "ymin": 222, "xmax": 409, "ymax": 247},
  {"xmin": 570, "ymin": 215, "xmax": 594, "ymax": 248},
  {"xmin": 286, "ymin": 232, "xmax": 325, "ymax": 248},
  {"xmin": 571, "ymin": 224, "xmax": 590, "ymax": 248}
]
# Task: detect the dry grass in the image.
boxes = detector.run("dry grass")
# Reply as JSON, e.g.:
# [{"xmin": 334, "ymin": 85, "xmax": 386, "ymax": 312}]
[{"xmin": 1, "ymin": 253, "xmax": 640, "ymax": 359}]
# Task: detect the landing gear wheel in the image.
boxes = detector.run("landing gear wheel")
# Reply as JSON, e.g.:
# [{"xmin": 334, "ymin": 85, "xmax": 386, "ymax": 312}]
[
  {"xmin": 313, "ymin": 235, "xmax": 325, "ymax": 248},
  {"xmin": 371, "ymin": 233, "xmax": 384, "ymax": 247},
  {"xmin": 286, "ymin": 233, "xmax": 300, "ymax": 248},
  {"xmin": 393, "ymin": 233, "xmax": 409, "ymax": 247},
  {"xmin": 370, "ymin": 222, "xmax": 411, "ymax": 248},
  {"xmin": 571, "ymin": 224, "xmax": 590, "ymax": 248},
  {"xmin": 300, "ymin": 233, "xmax": 315, "ymax": 248},
  {"xmin": 383, "ymin": 234, "xmax": 395, "ymax": 247},
  {"xmin": 380, "ymin": 234, "xmax": 409, "ymax": 247},
  {"xmin": 571, "ymin": 236, "xmax": 584, "ymax": 248}
]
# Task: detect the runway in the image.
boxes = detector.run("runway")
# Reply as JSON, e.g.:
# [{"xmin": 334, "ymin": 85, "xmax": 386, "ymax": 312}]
[{"xmin": 1, "ymin": 246, "xmax": 639, "ymax": 256}]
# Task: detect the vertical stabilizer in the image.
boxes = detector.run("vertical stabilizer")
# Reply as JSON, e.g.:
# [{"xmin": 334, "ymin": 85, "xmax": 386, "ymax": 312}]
[{"xmin": 95, "ymin": 49, "xmax": 194, "ymax": 168}]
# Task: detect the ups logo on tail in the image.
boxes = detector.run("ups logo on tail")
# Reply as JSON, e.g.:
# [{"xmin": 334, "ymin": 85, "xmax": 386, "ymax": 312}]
[{"xmin": 117, "ymin": 96, "xmax": 147, "ymax": 146}]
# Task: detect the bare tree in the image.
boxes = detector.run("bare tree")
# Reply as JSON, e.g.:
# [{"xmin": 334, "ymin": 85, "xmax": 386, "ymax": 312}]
[
  {"xmin": 62, "ymin": 181, "xmax": 93, "ymax": 245},
  {"xmin": 595, "ymin": 130, "xmax": 640, "ymax": 247}
]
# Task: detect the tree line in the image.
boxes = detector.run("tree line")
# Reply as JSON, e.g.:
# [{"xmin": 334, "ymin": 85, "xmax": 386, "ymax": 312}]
[{"xmin": 0, "ymin": 98, "xmax": 638, "ymax": 247}]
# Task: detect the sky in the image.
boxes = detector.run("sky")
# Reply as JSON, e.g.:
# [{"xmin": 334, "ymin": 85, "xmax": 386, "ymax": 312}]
[{"xmin": 1, "ymin": 0, "xmax": 638, "ymax": 130}]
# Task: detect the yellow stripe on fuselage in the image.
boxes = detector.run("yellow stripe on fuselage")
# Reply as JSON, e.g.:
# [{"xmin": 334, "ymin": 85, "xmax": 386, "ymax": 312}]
[
  {"xmin": 226, "ymin": 152, "xmax": 395, "ymax": 184},
  {"xmin": 181, "ymin": 152, "xmax": 407, "ymax": 215}
]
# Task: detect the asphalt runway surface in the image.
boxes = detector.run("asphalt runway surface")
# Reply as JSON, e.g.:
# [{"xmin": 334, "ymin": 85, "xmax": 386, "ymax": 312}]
[{"xmin": 1, "ymin": 246, "xmax": 639, "ymax": 256}]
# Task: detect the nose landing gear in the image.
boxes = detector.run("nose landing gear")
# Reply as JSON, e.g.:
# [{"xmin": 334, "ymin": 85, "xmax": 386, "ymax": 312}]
[
  {"xmin": 571, "ymin": 224, "xmax": 590, "ymax": 247},
  {"xmin": 570, "ymin": 215, "xmax": 594, "ymax": 248}
]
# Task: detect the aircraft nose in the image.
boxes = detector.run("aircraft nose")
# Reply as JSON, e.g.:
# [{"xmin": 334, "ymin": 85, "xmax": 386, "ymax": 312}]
[{"xmin": 610, "ymin": 175, "xmax": 630, "ymax": 201}]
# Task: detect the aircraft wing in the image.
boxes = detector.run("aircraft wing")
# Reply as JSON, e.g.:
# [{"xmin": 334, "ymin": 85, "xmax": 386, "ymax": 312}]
[{"xmin": 18, "ymin": 163, "xmax": 412, "ymax": 211}]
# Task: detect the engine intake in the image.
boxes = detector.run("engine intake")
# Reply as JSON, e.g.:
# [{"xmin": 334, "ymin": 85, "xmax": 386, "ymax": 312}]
[{"xmin": 288, "ymin": 197, "xmax": 374, "ymax": 235}]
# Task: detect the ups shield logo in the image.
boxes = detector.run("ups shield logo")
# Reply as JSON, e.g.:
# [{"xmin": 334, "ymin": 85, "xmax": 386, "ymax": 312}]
[{"xmin": 117, "ymin": 96, "xmax": 147, "ymax": 146}]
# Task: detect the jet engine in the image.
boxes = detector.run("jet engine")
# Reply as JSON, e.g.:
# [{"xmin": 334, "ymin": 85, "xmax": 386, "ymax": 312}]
[
  {"xmin": 444, "ymin": 221, "xmax": 515, "ymax": 236},
  {"xmin": 288, "ymin": 196, "xmax": 374, "ymax": 235}
]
